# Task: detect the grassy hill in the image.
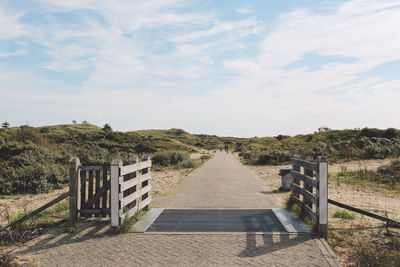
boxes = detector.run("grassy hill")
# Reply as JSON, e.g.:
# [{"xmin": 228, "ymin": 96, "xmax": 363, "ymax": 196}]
[
  {"xmin": 237, "ymin": 128, "xmax": 400, "ymax": 165},
  {"xmin": 0, "ymin": 123, "xmax": 242, "ymax": 194},
  {"xmin": 1, "ymin": 124, "xmax": 399, "ymax": 194}
]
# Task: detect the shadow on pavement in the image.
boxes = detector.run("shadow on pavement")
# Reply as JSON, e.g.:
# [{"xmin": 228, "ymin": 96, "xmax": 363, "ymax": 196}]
[
  {"xmin": 15, "ymin": 218, "xmax": 112, "ymax": 256},
  {"xmin": 238, "ymin": 233, "xmax": 312, "ymax": 258}
]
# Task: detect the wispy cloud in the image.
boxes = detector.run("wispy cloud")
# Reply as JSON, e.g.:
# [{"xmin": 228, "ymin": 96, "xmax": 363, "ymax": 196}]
[
  {"xmin": 235, "ymin": 6, "xmax": 254, "ymax": 14},
  {"xmin": 0, "ymin": 0, "xmax": 399, "ymax": 136}
]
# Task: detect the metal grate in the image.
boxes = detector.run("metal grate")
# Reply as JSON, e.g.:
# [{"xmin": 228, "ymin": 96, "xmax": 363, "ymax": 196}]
[{"xmin": 147, "ymin": 209, "xmax": 286, "ymax": 232}]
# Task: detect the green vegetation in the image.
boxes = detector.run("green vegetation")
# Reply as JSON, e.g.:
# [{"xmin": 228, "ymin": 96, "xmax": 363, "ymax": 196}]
[
  {"xmin": 334, "ymin": 159, "xmax": 400, "ymax": 190},
  {"xmin": 0, "ymin": 124, "xmax": 242, "ymax": 194},
  {"xmin": 112, "ymin": 210, "xmax": 145, "ymax": 234},
  {"xmin": 333, "ymin": 210, "xmax": 355, "ymax": 219},
  {"xmin": 286, "ymin": 198, "xmax": 317, "ymax": 231},
  {"xmin": 238, "ymin": 128, "xmax": 400, "ymax": 165},
  {"xmin": 6, "ymin": 200, "xmax": 69, "ymax": 226},
  {"xmin": 1, "ymin": 124, "xmax": 399, "ymax": 195}
]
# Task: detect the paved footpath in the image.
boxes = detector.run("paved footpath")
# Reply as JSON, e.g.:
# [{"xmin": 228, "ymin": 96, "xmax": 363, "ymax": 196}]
[
  {"xmin": 14, "ymin": 152, "xmax": 341, "ymax": 266},
  {"xmin": 152, "ymin": 151, "xmax": 277, "ymax": 208}
]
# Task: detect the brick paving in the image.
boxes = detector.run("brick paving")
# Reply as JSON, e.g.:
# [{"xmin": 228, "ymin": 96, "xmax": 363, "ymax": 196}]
[
  {"xmin": 12, "ymin": 151, "xmax": 341, "ymax": 266},
  {"xmin": 19, "ymin": 231, "xmax": 339, "ymax": 266}
]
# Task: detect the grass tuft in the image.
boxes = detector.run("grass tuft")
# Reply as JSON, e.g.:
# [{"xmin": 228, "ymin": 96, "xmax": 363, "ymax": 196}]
[{"xmin": 333, "ymin": 210, "xmax": 355, "ymax": 219}]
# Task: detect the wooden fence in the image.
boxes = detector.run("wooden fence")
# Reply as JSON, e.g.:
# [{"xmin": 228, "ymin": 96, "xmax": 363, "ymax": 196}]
[
  {"xmin": 69, "ymin": 155, "xmax": 152, "ymax": 227},
  {"xmin": 110, "ymin": 155, "xmax": 152, "ymax": 227},
  {"xmin": 290, "ymin": 155, "xmax": 328, "ymax": 237}
]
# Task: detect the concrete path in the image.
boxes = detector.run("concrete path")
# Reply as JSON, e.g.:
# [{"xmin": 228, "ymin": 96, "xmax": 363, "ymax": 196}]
[
  {"xmin": 12, "ymin": 152, "xmax": 341, "ymax": 266},
  {"xmin": 152, "ymin": 151, "xmax": 276, "ymax": 208}
]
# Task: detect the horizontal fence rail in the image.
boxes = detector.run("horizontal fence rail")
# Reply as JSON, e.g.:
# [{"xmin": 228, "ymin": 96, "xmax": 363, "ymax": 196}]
[{"xmin": 290, "ymin": 155, "xmax": 328, "ymax": 237}]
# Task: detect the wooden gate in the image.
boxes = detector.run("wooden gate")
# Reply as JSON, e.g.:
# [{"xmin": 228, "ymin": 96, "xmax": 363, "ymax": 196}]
[
  {"xmin": 69, "ymin": 156, "xmax": 152, "ymax": 226},
  {"xmin": 69, "ymin": 158, "xmax": 111, "ymax": 221}
]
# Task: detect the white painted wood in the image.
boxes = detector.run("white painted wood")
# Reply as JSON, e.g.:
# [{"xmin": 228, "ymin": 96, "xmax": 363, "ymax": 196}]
[
  {"xmin": 318, "ymin": 159, "xmax": 328, "ymax": 237},
  {"xmin": 110, "ymin": 159, "xmax": 122, "ymax": 227},
  {"xmin": 120, "ymin": 177, "xmax": 140, "ymax": 192},
  {"xmin": 120, "ymin": 160, "xmax": 151, "ymax": 176},
  {"xmin": 139, "ymin": 196, "xmax": 152, "ymax": 210},
  {"xmin": 120, "ymin": 190, "xmax": 140, "ymax": 207}
]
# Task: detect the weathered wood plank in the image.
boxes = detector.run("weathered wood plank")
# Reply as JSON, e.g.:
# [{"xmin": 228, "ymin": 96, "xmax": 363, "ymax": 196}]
[
  {"xmin": 80, "ymin": 165, "xmax": 104, "ymax": 171},
  {"xmin": 120, "ymin": 160, "xmax": 152, "ymax": 176},
  {"xmin": 102, "ymin": 166, "xmax": 108, "ymax": 214},
  {"xmin": 291, "ymin": 183, "xmax": 318, "ymax": 204},
  {"xmin": 83, "ymin": 180, "xmax": 111, "ymax": 209},
  {"xmin": 120, "ymin": 172, "xmax": 151, "ymax": 192},
  {"xmin": 303, "ymin": 204, "xmax": 318, "ymax": 222},
  {"xmin": 120, "ymin": 190, "xmax": 140, "ymax": 207},
  {"xmin": 318, "ymin": 158, "xmax": 328, "ymax": 237},
  {"xmin": 80, "ymin": 170, "xmax": 86, "ymax": 218},
  {"xmin": 95, "ymin": 170, "xmax": 101, "ymax": 217},
  {"xmin": 69, "ymin": 157, "xmax": 80, "ymax": 225},
  {"xmin": 291, "ymin": 171, "xmax": 318, "ymax": 188},
  {"xmin": 80, "ymin": 208, "xmax": 110, "ymax": 215},
  {"xmin": 111, "ymin": 159, "xmax": 122, "ymax": 227},
  {"xmin": 141, "ymin": 184, "xmax": 152, "ymax": 196},
  {"xmin": 120, "ymin": 177, "xmax": 139, "ymax": 192},
  {"xmin": 291, "ymin": 158, "xmax": 318, "ymax": 172},
  {"xmin": 88, "ymin": 170, "xmax": 94, "ymax": 217},
  {"xmin": 139, "ymin": 196, "xmax": 151, "ymax": 210}
]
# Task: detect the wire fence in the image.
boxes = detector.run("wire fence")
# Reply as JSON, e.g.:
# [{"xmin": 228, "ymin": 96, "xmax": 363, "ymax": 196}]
[{"xmin": 328, "ymin": 161, "xmax": 400, "ymax": 227}]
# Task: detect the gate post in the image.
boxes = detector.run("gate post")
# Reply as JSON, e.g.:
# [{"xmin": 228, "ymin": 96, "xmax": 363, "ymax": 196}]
[
  {"xmin": 111, "ymin": 159, "xmax": 122, "ymax": 227},
  {"xmin": 69, "ymin": 157, "xmax": 80, "ymax": 225},
  {"xmin": 317, "ymin": 156, "xmax": 328, "ymax": 237}
]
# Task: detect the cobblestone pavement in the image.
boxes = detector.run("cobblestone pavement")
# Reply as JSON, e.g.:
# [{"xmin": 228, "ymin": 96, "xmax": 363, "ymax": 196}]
[{"xmin": 11, "ymin": 151, "xmax": 341, "ymax": 266}]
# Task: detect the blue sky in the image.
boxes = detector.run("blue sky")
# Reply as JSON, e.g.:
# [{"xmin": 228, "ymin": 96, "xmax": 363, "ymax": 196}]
[{"xmin": 1, "ymin": 0, "xmax": 400, "ymax": 137}]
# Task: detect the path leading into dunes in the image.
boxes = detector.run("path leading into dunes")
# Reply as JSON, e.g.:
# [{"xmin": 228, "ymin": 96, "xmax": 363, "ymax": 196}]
[{"xmin": 152, "ymin": 151, "xmax": 276, "ymax": 208}]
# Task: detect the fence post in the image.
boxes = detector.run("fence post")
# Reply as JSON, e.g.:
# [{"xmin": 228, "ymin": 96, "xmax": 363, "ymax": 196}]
[
  {"xmin": 69, "ymin": 157, "xmax": 80, "ymax": 225},
  {"xmin": 111, "ymin": 159, "xmax": 122, "ymax": 227},
  {"xmin": 317, "ymin": 156, "xmax": 328, "ymax": 237}
]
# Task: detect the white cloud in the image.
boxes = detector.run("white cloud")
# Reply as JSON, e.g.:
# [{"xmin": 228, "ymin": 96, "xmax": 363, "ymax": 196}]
[
  {"xmin": 0, "ymin": 49, "xmax": 26, "ymax": 57},
  {"xmin": 0, "ymin": 7, "xmax": 27, "ymax": 39},
  {"xmin": 235, "ymin": 6, "xmax": 253, "ymax": 14}
]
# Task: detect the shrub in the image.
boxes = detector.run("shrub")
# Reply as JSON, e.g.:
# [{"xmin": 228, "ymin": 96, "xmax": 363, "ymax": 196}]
[
  {"xmin": 175, "ymin": 159, "xmax": 198, "ymax": 169},
  {"xmin": 151, "ymin": 151, "xmax": 189, "ymax": 166},
  {"xmin": 254, "ymin": 149, "xmax": 291, "ymax": 165},
  {"xmin": 360, "ymin": 128, "xmax": 385, "ymax": 138}
]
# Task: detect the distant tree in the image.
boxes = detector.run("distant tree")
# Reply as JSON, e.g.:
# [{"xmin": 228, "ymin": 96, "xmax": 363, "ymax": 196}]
[
  {"xmin": 318, "ymin": 126, "xmax": 331, "ymax": 132},
  {"xmin": 275, "ymin": 134, "xmax": 290, "ymax": 141},
  {"xmin": 102, "ymin": 123, "xmax": 112, "ymax": 132},
  {"xmin": 2, "ymin": 122, "xmax": 9, "ymax": 128},
  {"xmin": 72, "ymin": 120, "xmax": 77, "ymax": 125},
  {"xmin": 82, "ymin": 120, "xmax": 89, "ymax": 124},
  {"xmin": 384, "ymin": 128, "xmax": 397, "ymax": 139}
]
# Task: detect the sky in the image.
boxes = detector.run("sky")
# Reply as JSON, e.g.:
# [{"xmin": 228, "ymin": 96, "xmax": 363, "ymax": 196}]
[{"xmin": 1, "ymin": 0, "xmax": 400, "ymax": 137}]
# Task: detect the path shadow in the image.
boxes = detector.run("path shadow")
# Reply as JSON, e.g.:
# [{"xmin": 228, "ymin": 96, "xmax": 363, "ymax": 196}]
[
  {"xmin": 238, "ymin": 233, "xmax": 312, "ymax": 258},
  {"xmin": 14, "ymin": 218, "xmax": 113, "ymax": 256},
  {"xmin": 238, "ymin": 211, "xmax": 312, "ymax": 258}
]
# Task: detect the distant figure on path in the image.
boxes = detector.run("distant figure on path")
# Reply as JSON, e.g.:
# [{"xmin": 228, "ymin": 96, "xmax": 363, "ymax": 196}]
[
  {"xmin": 224, "ymin": 144, "xmax": 229, "ymax": 154},
  {"xmin": 219, "ymin": 145, "xmax": 222, "ymax": 152}
]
